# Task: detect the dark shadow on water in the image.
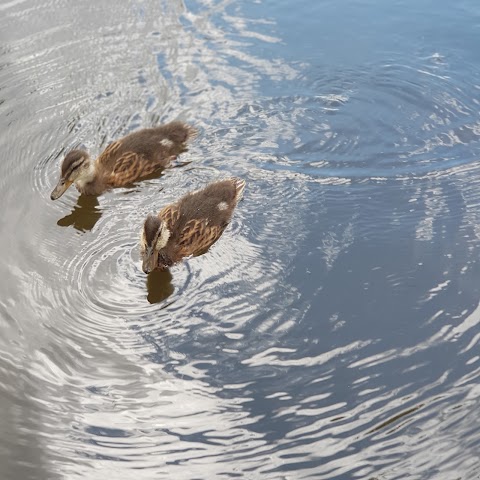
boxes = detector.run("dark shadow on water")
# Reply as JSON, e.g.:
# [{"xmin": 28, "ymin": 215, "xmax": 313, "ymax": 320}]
[
  {"xmin": 56, "ymin": 195, "xmax": 102, "ymax": 232},
  {"xmin": 146, "ymin": 269, "xmax": 174, "ymax": 304}
]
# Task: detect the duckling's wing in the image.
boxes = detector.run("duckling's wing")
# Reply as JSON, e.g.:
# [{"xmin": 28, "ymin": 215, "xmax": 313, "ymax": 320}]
[
  {"xmin": 177, "ymin": 219, "xmax": 225, "ymax": 257},
  {"xmin": 97, "ymin": 140, "xmax": 123, "ymax": 165},
  {"xmin": 108, "ymin": 152, "xmax": 175, "ymax": 186},
  {"xmin": 159, "ymin": 204, "xmax": 181, "ymax": 229}
]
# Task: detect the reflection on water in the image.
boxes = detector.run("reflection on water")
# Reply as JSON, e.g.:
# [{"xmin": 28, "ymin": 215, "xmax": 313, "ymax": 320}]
[
  {"xmin": 146, "ymin": 269, "xmax": 174, "ymax": 304},
  {"xmin": 1, "ymin": 0, "xmax": 480, "ymax": 479},
  {"xmin": 57, "ymin": 195, "xmax": 102, "ymax": 232}
]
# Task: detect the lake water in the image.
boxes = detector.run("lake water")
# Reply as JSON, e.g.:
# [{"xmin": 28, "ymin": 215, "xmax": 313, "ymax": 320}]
[{"xmin": 1, "ymin": 0, "xmax": 479, "ymax": 478}]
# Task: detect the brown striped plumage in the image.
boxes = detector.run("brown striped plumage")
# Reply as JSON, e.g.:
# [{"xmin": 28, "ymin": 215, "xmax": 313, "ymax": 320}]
[
  {"xmin": 51, "ymin": 121, "xmax": 197, "ymax": 200},
  {"xmin": 140, "ymin": 178, "xmax": 246, "ymax": 273}
]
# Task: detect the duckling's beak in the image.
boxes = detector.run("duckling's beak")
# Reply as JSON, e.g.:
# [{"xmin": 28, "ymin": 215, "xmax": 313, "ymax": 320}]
[
  {"xmin": 51, "ymin": 178, "xmax": 73, "ymax": 200},
  {"xmin": 142, "ymin": 247, "xmax": 156, "ymax": 274}
]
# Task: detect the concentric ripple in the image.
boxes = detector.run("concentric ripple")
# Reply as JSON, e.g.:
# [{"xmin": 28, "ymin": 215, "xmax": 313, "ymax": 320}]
[
  {"xmin": 1, "ymin": 0, "xmax": 480, "ymax": 479},
  {"xmin": 231, "ymin": 59, "xmax": 480, "ymax": 184}
]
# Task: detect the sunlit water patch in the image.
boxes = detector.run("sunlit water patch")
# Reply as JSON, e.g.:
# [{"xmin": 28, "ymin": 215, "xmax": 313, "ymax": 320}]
[{"xmin": 0, "ymin": 0, "xmax": 480, "ymax": 479}]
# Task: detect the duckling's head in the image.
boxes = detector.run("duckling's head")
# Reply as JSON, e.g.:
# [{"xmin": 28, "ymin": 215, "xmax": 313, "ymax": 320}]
[
  {"xmin": 51, "ymin": 150, "xmax": 92, "ymax": 200},
  {"xmin": 141, "ymin": 214, "xmax": 171, "ymax": 274}
]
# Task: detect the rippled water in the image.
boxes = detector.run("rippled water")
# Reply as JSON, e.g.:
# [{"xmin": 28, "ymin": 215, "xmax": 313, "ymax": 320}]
[{"xmin": 1, "ymin": 0, "xmax": 480, "ymax": 478}]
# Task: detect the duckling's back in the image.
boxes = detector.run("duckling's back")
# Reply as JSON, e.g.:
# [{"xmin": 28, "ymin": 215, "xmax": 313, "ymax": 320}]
[
  {"xmin": 179, "ymin": 178, "xmax": 244, "ymax": 227},
  {"xmin": 156, "ymin": 178, "xmax": 245, "ymax": 266},
  {"xmin": 114, "ymin": 121, "xmax": 197, "ymax": 161}
]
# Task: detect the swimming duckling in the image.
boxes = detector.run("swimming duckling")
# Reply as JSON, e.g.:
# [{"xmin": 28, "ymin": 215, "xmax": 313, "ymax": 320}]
[
  {"xmin": 141, "ymin": 178, "xmax": 246, "ymax": 273},
  {"xmin": 51, "ymin": 121, "xmax": 197, "ymax": 200}
]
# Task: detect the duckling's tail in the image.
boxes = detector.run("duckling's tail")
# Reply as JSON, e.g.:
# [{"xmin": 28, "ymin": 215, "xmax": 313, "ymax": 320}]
[
  {"xmin": 232, "ymin": 178, "xmax": 246, "ymax": 202},
  {"xmin": 184, "ymin": 123, "xmax": 199, "ymax": 142},
  {"xmin": 163, "ymin": 121, "xmax": 198, "ymax": 145}
]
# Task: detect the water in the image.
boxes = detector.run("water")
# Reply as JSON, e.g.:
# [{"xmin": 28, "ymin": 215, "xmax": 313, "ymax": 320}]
[{"xmin": 1, "ymin": 0, "xmax": 479, "ymax": 478}]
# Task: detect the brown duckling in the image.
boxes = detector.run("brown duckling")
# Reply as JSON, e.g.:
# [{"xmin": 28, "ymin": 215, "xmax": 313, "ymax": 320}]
[
  {"xmin": 51, "ymin": 121, "xmax": 197, "ymax": 200},
  {"xmin": 141, "ymin": 178, "xmax": 246, "ymax": 273}
]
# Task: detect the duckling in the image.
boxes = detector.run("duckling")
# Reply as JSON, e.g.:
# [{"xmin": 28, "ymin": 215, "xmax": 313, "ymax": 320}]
[
  {"xmin": 141, "ymin": 178, "xmax": 246, "ymax": 273},
  {"xmin": 51, "ymin": 121, "xmax": 197, "ymax": 200}
]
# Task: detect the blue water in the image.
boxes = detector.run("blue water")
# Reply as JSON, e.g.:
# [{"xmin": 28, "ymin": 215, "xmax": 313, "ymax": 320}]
[{"xmin": 0, "ymin": 0, "xmax": 479, "ymax": 479}]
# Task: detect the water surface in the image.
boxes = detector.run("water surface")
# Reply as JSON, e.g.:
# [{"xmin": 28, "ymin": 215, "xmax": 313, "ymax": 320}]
[{"xmin": 1, "ymin": 0, "xmax": 480, "ymax": 479}]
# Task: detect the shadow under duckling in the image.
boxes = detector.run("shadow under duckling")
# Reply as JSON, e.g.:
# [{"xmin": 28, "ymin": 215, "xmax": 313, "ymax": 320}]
[
  {"xmin": 146, "ymin": 268, "xmax": 175, "ymax": 304},
  {"xmin": 51, "ymin": 121, "xmax": 197, "ymax": 201},
  {"xmin": 56, "ymin": 194, "xmax": 102, "ymax": 232},
  {"xmin": 140, "ymin": 178, "xmax": 246, "ymax": 273}
]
